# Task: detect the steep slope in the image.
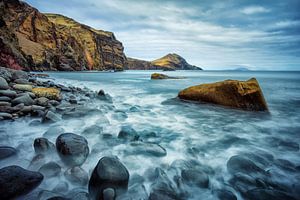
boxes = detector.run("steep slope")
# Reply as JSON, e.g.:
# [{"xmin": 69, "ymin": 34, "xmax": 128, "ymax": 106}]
[
  {"xmin": 126, "ymin": 53, "xmax": 201, "ymax": 70},
  {"xmin": 0, "ymin": 0, "xmax": 126, "ymax": 71}
]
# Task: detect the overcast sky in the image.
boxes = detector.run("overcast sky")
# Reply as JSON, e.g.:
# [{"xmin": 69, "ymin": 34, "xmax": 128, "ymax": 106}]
[{"xmin": 24, "ymin": 0, "xmax": 300, "ymax": 70}]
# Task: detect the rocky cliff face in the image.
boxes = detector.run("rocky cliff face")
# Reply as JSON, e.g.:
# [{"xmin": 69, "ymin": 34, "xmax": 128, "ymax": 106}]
[
  {"xmin": 0, "ymin": 0, "xmax": 126, "ymax": 71},
  {"xmin": 126, "ymin": 53, "xmax": 202, "ymax": 70}
]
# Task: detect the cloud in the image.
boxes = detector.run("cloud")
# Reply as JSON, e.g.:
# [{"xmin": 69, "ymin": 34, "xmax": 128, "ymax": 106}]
[{"xmin": 241, "ymin": 6, "xmax": 270, "ymax": 15}]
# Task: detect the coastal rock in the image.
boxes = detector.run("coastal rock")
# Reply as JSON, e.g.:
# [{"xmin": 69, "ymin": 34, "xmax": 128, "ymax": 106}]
[
  {"xmin": 14, "ymin": 78, "xmax": 30, "ymax": 84},
  {"xmin": 128, "ymin": 141, "xmax": 167, "ymax": 157},
  {"xmin": 0, "ymin": 146, "xmax": 17, "ymax": 160},
  {"xmin": 245, "ymin": 188, "xmax": 297, "ymax": 200},
  {"xmin": 64, "ymin": 166, "xmax": 89, "ymax": 186},
  {"xmin": 0, "ymin": 89, "xmax": 17, "ymax": 98},
  {"xmin": 118, "ymin": 125, "xmax": 139, "ymax": 141},
  {"xmin": 214, "ymin": 189, "xmax": 237, "ymax": 200},
  {"xmin": 11, "ymin": 70, "xmax": 28, "ymax": 80},
  {"xmin": 43, "ymin": 111, "xmax": 62, "ymax": 123},
  {"xmin": 34, "ymin": 137, "xmax": 55, "ymax": 154},
  {"xmin": 0, "ymin": 77, "xmax": 9, "ymax": 89},
  {"xmin": 0, "ymin": 165, "xmax": 43, "ymax": 199},
  {"xmin": 38, "ymin": 162, "xmax": 61, "ymax": 178},
  {"xmin": 12, "ymin": 93, "xmax": 34, "ymax": 106},
  {"xmin": 32, "ymin": 87, "xmax": 61, "ymax": 100},
  {"xmin": 0, "ymin": 67, "xmax": 13, "ymax": 81},
  {"xmin": 178, "ymin": 78, "xmax": 268, "ymax": 111},
  {"xmin": 227, "ymin": 155, "xmax": 266, "ymax": 175},
  {"xmin": 181, "ymin": 169, "xmax": 209, "ymax": 188},
  {"xmin": 56, "ymin": 133, "xmax": 89, "ymax": 166},
  {"xmin": 0, "ymin": 96, "xmax": 11, "ymax": 101},
  {"xmin": 13, "ymin": 84, "xmax": 33, "ymax": 92},
  {"xmin": 0, "ymin": 112, "xmax": 12, "ymax": 119},
  {"xmin": 88, "ymin": 156, "xmax": 129, "ymax": 200}
]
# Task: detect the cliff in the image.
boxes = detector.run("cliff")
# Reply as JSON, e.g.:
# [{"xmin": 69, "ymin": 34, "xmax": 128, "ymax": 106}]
[
  {"xmin": 126, "ymin": 53, "xmax": 202, "ymax": 70},
  {"xmin": 0, "ymin": 0, "xmax": 126, "ymax": 71}
]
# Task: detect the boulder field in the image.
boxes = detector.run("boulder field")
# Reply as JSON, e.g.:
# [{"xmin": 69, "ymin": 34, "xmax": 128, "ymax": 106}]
[{"xmin": 178, "ymin": 78, "xmax": 268, "ymax": 111}]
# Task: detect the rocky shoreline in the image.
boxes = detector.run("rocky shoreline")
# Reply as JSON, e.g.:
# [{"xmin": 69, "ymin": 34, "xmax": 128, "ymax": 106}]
[{"xmin": 0, "ymin": 68, "xmax": 299, "ymax": 200}]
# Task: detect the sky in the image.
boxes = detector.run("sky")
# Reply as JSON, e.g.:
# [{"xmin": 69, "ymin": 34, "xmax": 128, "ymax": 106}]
[{"xmin": 24, "ymin": 0, "xmax": 300, "ymax": 70}]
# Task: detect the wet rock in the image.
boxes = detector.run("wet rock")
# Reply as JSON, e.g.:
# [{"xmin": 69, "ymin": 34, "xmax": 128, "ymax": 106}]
[
  {"xmin": 14, "ymin": 78, "xmax": 30, "ymax": 84},
  {"xmin": 103, "ymin": 188, "xmax": 115, "ymax": 200},
  {"xmin": 13, "ymin": 84, "xmax": 33, "ymax": 92},
  {"xmin": 56, "ymin": 133, "xmax": 89, "ymax": 166},
  {"xmin": 0, "ymin": 101, "xmax": 11, "ymax": 106},
  {"xmin": 229, "ymin": 172, "xmax": 259, "ymax": 195},
  {"xmin": 52, "ymin": 181, "xmax": 69, "ymax": 194},
  {"xmin": 97, "ymin": 90, "xmax": 112, "ymax": 102},
  {"xmin": 0, "ymin": 112, "xmax": 12, "ymax": 119},
  {"xmin": 227, "ymin": 155, "xmax": 266, "ymax": 175},
  {"xmin": 148, "ymin": 168, "xmax": 180, "ymax": 200},
  {"xmin": 181, "ymin": 169, "xmax": 209, "ymax": 188},
  {"xmin": 118, "ymin": 125, "xmax": 139, "ymax": 141},
  {"xmin": 28, "ymin": 154, "xmax": 47, "ymax": 170},
  {"xmin": 12, "ymin": 93, "xmax": 34, "ymax": 106},
  {"xmin": 12, "ymin": 70, "xmax": 28, "ymax": 80},
  {"xmin": 43, "ymin": 126, "xmax": 65, "ymax": 138},
  {"xmin": 214, "ymin": 189, "xmax": 237, "ymax": 200},
  {"xmin": 32, "ymin": 87, "xmax": 61, "ymax": 100},
  {"xmin": 245, "ymin": 188, "xmax": 297, "ymax": 200},
  {"xmin": 0, "ymin": 146, "xmax": 17, "ymax": 160},
  {"xmin": 43, "ymin": 111, "xmax": 62, "ymax": 123},
  {"xmin": 0, "ymin": 165, "xmax": 43, "ymax": 199},
  {"xmin": 48, "ymin": 99, "xmax": 60, "ymax": 106},
  {"xmin": 34, "ymin": 137, "xmax": 55, "ymax": 154},
  {"xmin": 0, "ymin": 77, "xmax": 9, "ymax": 89},
  {"xmin": 0, "ymin": 89, "xmax": 17, "ymax": 98},
  {"xmin": 0, "ymin": 96, "xmax": 11, "ymax": 101},
  {"xmin": 178, "ymin": 78, "xmax": 268, "ymax": 111},
  {"xmin": 36, "ymin": 97, "xmax": 49, "ymax": 106},
  {"xmin": 64, "ymin": 166, "xmax": 89, "ymax": 186},
  {"xmin": 38, "ymin": 162, "xmax": 61, "ymax": 178},
  {"xmin": 128, "ymin": 141, "xmax": 167, "ymax": 157},
  {"xmin": 82, "ymin": 124, "xmax": 103, "ymax": 136},
  {"xmin": 274, "ymin": 159, "xmax": 296, "ymax": 172},
  {"xmin": 89, "ymin": 156, "xmax": 129, "ymax": 200},
  {"xmin": 38, "ymin": 190, "xmax": 61, "ymax": 200},
  {"xmin": 66, "ymin": 188, "xmax": 89, "ymax": 200}
]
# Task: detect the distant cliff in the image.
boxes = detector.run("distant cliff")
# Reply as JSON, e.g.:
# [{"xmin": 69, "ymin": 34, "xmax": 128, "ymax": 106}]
[
  {"xmin": 126, "ymin": 54, "xmax": 202, "ymax": 70},
  {"xmin": 0, "ymin": 0, "xmax": 126, "ymax": 71}
]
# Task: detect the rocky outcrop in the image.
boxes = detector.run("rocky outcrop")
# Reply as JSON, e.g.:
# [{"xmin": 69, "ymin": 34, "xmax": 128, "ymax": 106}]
[
  {"xmin": 178, "ymin": 78, "xmax": 268, "ymax": 111},
  {"xmin": 126, "ymin": 53, "xmax": 202, "ymax": 70},
  {"xmin": 151, "ymin": 73, "xmax": 182, "ymax": 80},
  {"xmin": 0, "ymin": 0, "xmax": 126, "ymax": 71}
]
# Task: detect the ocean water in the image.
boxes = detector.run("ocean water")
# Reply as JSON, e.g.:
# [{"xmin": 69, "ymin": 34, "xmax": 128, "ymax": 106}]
[{"xmin": 1, "ymin": 70, "xmax": 300, "ymax": 199}]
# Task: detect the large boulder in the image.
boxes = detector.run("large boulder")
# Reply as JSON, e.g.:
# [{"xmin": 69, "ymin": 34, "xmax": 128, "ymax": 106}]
[
  {"xmin": 32, "ymin": 87, "xmax": 61, "ymax": 100},
  {"xmin": 56, "ymin": 133, "xmax": 89, "ymax": 166},
  {"xmin": 34, "ymin": 138, "xmax": 55, "ymax": 154},
  {"xmin": 88, "ymin": 156, "xmax": 129, "ymax": 200},
  {"xmin": 151, "ymin": 73, "xmax": 181, "ymax": 80},
  {"xmin": 0, "ymin": 165, "xmax": 43, "ymax": 199},
  {"xmin": 178, "ymin": 78, "xmax": 268, "ymax": 111},
  {"xmin": 227, "ymin": 155, "xmax": 266, "ymax": 176}
]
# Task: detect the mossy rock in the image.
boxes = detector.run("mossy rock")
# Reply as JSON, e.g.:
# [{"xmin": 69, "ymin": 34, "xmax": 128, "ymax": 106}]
[
  {"xmin": 32, "ymin": 88, "xmax": 61, "ymax": 100},
  {"xmin": 178, "ymin": 78, "xmax": 268, "ymax": 111},
  {"xmin": 151, "ymin": 73, "xmax": 169, "ymax": 79}
]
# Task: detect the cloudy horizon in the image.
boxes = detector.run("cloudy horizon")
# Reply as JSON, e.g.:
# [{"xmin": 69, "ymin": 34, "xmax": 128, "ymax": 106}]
[{"xmin": 24, "ymin": 0, "xmax": 300, "ymax": 70}]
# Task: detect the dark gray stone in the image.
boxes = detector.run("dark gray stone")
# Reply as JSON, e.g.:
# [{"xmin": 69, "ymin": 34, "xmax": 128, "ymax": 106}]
[
  {"xmin": 0, "ymin": 146, "xmax": 17, "ymax": 160},
  {"xmin": 0, "ymin": 77, "xmax": 9, "ymax": 89},
  {"xmin": 38, "ymin": 162, "xmax": 61, "ymax": 178},
  {"xmin": 56, "ymin": 133, "xmax": 89, "ymax": 166},
  {"xmin": 12, "ymin": 94, "xmax": 34, "ymax": 106},
  {"xmin": 34, "ymin": 137, "xmax": 55, "ymax": 154},
  {"xmin": 0, "ymin": 165, "xmax": 43, "ymax": 199},
  {"xmin": 89, "ymin": 156, "xmax": 129, "ymax": 200},
  {"xmin": 0, "ymin": 89, "xmax": 17, "ymax": 98},
  {"xmin": 118, "ymin": 125, "xmax": 139, "ymax": 141},
  {"xmin": 181, "ymin": 169, "xmax": 209, "ymax": 188}
]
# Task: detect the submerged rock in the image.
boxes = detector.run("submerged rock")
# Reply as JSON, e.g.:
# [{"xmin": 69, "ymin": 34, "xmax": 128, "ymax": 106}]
[
  {"xmin": 245, "ymin": 188, "xmax": 297, "ymax": 200},
  {"xmin": 43, "ymin": 111, "xmax": 62, "ymax": 123},
  {"xmin": 34, "ymin": 137, "xmax": 55, "ymax": 154},
  {"xmin": 64, "ymin": 166, "xmax": 89, "ymax": 186},
  {"xmin": 128, "ymin": 141, "xmax": 167, "ymax": 157},
  {"xmin": 214, "ymin": 189, "xmax": 237, "ymax": 200},
  {"xmin": 0, "ymin": 146, "xmax": 17, "ymax": 160},
  {"xmin": 118, "ymin": 125, "xmax": 139, "ymax": 141},
  {"xmin": 181, "ymin": 169, "xmax": 209, "ymax": 188},
  {"xmin": 0, "ymin": 165, "xmax": 43, "ymax": 199},
  {"xmin": 227, "ymin": 155, "xmax": 266, "ymax": 175},
  {"xmin": 38, "ymin": 162, "xmax": 61, "ymax": 178},
  {"xmin": 89, "ymin": 156, "xmax": 129, "ymax": 200},
  {"xmin": 178, "ymin": 78, "xmax": 268, "ymax": 111},
  {"xmin": 56, "ymin": 133, "xmax": 89, "ymax": 166}
]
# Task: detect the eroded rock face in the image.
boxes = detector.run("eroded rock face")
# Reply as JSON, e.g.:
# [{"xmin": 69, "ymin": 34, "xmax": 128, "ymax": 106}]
[
  {"xmin": 88, "ymin": 156, "xmax": 129, "ymax": 200},
  {"xmin": 178, "ymin": 78, "xmax": 268, "ymax": 111},
  {"xmin": 0, "ymin": 0, "xmax": 126, "ymax": 71},
  {"xmin": 0, "ymin": 165, "xmax": 43, "ymax": 199}
]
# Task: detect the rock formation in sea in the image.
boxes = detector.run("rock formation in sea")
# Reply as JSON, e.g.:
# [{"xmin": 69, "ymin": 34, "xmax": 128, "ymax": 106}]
[
  {"xmin": 178, "ymin": 78, "xmax": 268, "ymax": 111},
  {"xmin": 126, "ymin": 53, "xmax": 202, "ymax": 70},
  {"xmin": 0, "ymin": 0, "xmax": 126, "ymax": 71}
]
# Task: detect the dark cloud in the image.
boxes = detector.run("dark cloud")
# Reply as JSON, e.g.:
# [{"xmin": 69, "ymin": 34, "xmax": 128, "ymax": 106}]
[{"xmin": 24, "ymin": 0, "xmax": 300, "ymax": 70}]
